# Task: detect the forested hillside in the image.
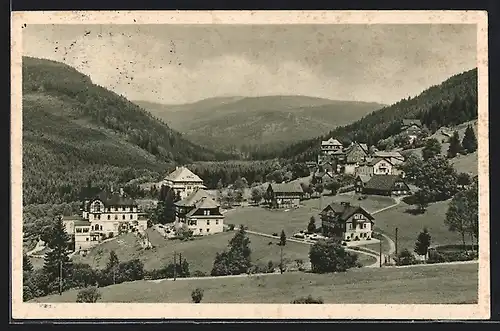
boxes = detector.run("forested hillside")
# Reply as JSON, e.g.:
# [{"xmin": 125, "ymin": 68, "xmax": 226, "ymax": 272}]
[
  {"xmin": 22, "ymin": 57, "xmax": 234, "ymax": 206},
  {"xmin": 277, "ymin": 68, "xmax": 478, "ymax": 162}
]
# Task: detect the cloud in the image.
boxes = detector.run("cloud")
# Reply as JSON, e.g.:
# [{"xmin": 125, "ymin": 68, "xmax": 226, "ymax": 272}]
[{"xmin": 22, "ymin": 24, "xmax": 477, "ymax": 105}]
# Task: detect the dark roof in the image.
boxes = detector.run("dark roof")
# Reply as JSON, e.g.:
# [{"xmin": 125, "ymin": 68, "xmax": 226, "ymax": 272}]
[
  {"xmin": 364, "ymin": 175, "xmax": 407, "ymax": 191},
  {"xmin": 401, "ymin": 119, "xmax": 422, "ymax": 127},
  {"xmin": 356, "ymin": 175, "xmax": 372, "ymax": 183},
  {"xmin": 74, "ymin": 220, "xmax": 91, "ymax": 227},
  {"xmin": 320, "ymin": 202, "xmax": 374, "ymax": 221},
  {"xmin": 93, "ymin": 191, "xmax": 137, "ymax": 206},
  {"xmin": 175, "ymin": 189, "xmax": 219, "ymax": 208},
  {"xmin": 269, "ymin": 182, "xmax": 304, "ymax": 194}
]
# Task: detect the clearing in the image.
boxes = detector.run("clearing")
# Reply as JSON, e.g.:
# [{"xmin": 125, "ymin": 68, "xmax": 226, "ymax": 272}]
[
  {"xmin": 225, "ymin": 193, "xmax": 395, "ymax": 236},
  {"xmin": 31, "ymin": 262, "xmax": 478, "ymax": 304},
  {"xmin": 373, "ymin": 199, "xmax": 462, "ymax": 253},
  {"xmin": 71, "ymin": 227, "xmax": 376, "ymax": 273}
]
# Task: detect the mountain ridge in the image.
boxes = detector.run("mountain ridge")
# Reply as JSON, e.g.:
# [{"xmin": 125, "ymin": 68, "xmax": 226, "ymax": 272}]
[{"xmin": 134, "ymin": 96, "xmax": 386, "ymax": 156}]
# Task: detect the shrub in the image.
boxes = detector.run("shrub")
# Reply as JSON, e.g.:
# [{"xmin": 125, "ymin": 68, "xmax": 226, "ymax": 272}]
[
  {"xmin": 396, "ymin": 248, "xmax": 417, "ymax": 266},
  {"xmin": 191, "ymin": 288, "xmax": 204, "ymax": 303},
  {"xmin": 228, "ymin": 224, "xmax": 235, "ymax": 231},
  {"xmin": 427, "ymin": 250, "xmax": 446, "ymax": 264},
  {"xmin": 192, "ymin": 270, "xmax": 207, "ymax": 277},
  {"xmin": 76, "ymin": 286, "xmax": 102, "ymax": 303},
  {"xmin": 291, "ymin": 295, "xmax": 324, "ymax": 304},
  {"xmin": 107, "ymin": 232, "xmax": 114, "ymax": 239}
]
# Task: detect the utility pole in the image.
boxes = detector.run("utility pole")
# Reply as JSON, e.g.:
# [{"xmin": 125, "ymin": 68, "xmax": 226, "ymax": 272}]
[
  {"xmin": 59, "ymin": 260, "xmax": 63, "ymax": 295},
  {"xmin": 395, "ymin": 227, "xmax": 399, "ymax": 258},
  {"xmin": 173, "ymin": 251, "xmax": 177, "ymax": 281},
  {"xmin": 379, "ymin": 238, "xmax": 382, "ymax": 268},
  {"xmin": 179, "ymin": 252, "xmax": 183, "ymax": 277},
  {"xmin": 280, "ymin": 243, "xmax": 283, "ymax": 274}
]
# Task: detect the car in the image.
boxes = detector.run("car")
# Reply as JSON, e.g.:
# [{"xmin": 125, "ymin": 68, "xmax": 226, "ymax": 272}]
[
  {"xmin": 293, "ymin": 233, "xmax": 305, "ymax": 239},
  {"xmin": 272, "ymin": 233, "xmax": 279, "ymax": 237},
  {"xmin": 309, "ymin": 234, "xmax": 320, "ymax": 241}
]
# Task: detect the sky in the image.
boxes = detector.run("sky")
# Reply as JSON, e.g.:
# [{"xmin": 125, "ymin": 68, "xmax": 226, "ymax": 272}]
[{"xmin": 23, "ymin": 24, "xmax": 477, "ymax": 105}]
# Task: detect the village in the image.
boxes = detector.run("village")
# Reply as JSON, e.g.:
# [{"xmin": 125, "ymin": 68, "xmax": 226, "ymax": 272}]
[{"xmin": 26, "ymin": 117, "xmax": 478, "ymax": 280}]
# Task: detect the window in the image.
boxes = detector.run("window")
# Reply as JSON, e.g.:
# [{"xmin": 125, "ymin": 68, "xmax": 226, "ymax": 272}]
[
  {"xmin": 115, "ymin": 207, "xmax": 118, "ymax": 212},
  {"xmin": 122, "ymin": 215, "xmax": 126, "ymax": 220},
  {"xmin": 215, "ymin": 220, "xmax": 219, "ymax": 225},
  {"xmin": 86, "ymin": 238, "xmax": 89, "ymax": 241},
  {"xmin": 115, "ymin": 215, "xmax": 118, "ymax": 220},
  {"xmin": 199, "ymin": 229, "xmax": 202, "ymax": 233},
  {"xmin": 97, "ymin": 214, "xmax": 101, "ymax": 220},
  {"xmin": 206, "ymin": 220, "xmax": 210, "ymax": 225},
  {"xmin": 76, "ymin": 228, "xmax": 82, "ymax": 233},
  {"xmin": 107, "ymin": 215, "xmax": 110, "ymax": 220},
  {"xmin": 130, "ymin": 215, "xmax": 133, "ymax": 219},
  {"xmin": 206, "ymin": 228, "xmax": 210, "ymax": 233},
  {"xmin": 189, "ymin": 220, "xmax": 197, "ymax": 226},
  {"xmin": 363, "ymin": 223, "xmax": 366, "ymax": 229}
]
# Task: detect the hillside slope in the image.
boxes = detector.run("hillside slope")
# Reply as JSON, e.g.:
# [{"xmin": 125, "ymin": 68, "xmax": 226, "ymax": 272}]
[
  {"xmin": 22, "ymin": 57, "xmax": 232, "ymax": 205},
  {"xmin": 278, "ymin": 68, "xmax": 478, "ymax": 162},
  {"xmin": 134, "ymin": 97, "xmax": 384, "ymax": 156}
]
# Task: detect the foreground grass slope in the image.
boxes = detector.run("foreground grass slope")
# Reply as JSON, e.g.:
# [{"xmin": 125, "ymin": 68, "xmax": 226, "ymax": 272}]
[{"xmin": 32, "ymin": 263, "xmax": 478, "ymax": 304}]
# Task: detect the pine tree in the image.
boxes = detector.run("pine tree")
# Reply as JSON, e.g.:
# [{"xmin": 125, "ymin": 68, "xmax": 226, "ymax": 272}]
[
  {"xmin": 105, "ymin": 251, "xmax": 120, "ymax": 284},
  {"xmin": 461, "ymin": 125, "xmax": 478, "ymax": 154},
  {"xmin": 279, "ymin": 230, "xmax": 287, "ymax": 274},
  {"xmin": 307, "ymin": 216, "xmax": 317, "ymax": 233},
  {"xmin": 414, "ymin": 228, "xmax": 432, "ymax": 261},
  {"xmin": 43, "ymin": 216, "xmax": 73, "ymax": 293},
  {"xmin": 23, "ymin": 254, "xmax": 33, "ymax": 273},
  {"xmin": 447, "ymin": 131, "xmax": 462, "ymax": 158}
]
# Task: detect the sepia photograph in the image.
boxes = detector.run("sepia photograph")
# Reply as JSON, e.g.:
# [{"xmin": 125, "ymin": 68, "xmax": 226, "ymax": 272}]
[{"xmin": 10, "ymin": 10, "xmax": 489, "ymax": 320}]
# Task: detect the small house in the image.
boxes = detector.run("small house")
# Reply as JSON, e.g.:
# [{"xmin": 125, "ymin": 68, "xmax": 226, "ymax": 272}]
[
  {"xmin": 320, "ymin": 202, "xmax": 375, "ymax": 241},
  {"xmin": 266, "ymin": 182, "xmax": 304, "ymax": 209},
  {"xmin": 174, "ymin": 188, "xmax": 224, "ymax": 236},
  {"xmin": 361, "ymin": 175, "xmax": 410, "ymax": 196}
]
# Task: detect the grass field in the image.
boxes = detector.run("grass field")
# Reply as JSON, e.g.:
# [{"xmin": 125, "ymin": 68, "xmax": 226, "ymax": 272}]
[
  {"xmin": 373, "ymin": 200, "xmax": 462, "ymax": 253},
  {"xmin": 71, "ymin": 226, "xmax": 376, "ymax": 273},
  {"xmin": 225, "ymin": 194, "xmax": 395, "ymax": 236},
  {"xmin": 31, "ymin": 262, "xmax": 478, "ymax": 304}
]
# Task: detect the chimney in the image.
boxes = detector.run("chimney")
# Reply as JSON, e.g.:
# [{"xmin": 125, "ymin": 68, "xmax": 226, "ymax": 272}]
[{"xmin": 340, "ymin": 201, "xmax": 351, "ymax": 207}]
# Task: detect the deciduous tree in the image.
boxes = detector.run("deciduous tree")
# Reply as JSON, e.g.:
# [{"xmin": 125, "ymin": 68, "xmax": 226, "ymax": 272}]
[
  {"xmin": 309, "ymin": 239, "xmax": 359, "ymax": 273},
  {"xmin": 422, "ymin": 138, "xmax": 442, "ymax": 160}
]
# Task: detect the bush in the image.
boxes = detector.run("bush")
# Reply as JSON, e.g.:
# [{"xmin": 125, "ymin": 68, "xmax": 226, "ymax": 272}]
[
  {"xmin": 427, "ymin": 250, "xmax": 447, "ymax": 264},
  {"xmin": 396, "ymin": 248, "xmax": 418, "ymax": 266},
  {"xmin": 76, "ymin": 286, "xmax": 102, "ymax": 303},
  {"xmin": 291, "ymin": 295, "xmax": 324, "ymax": 304},
  {"xmin": 191, "ymin": 288, "xmax": 204, "ymax": 303},
  {"xmin": 192, "ymin": 270, "xmax": 207, "ymax": 277},
  {"xmin": 228, "ymin": 224, "xmax": 235, "ymax": 231},
  {"xmin": 107, "ymin": 232, "xmax": 114, "ymax": 239}
]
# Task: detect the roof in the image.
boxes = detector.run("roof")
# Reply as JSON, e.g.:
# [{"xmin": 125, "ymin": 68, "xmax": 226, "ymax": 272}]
[
  {"xmin": 92, "ymin": 191, "xmax": 137, "ymax": 207},
  {"xmin": 175, "ymin": 188, "xmax": 219, "ymax": 208},
  {"xmin": 364, "ymin": 175, "xmax": 407, "ymax": 191},
  {"xmin": 368, "ymin": 157, "xmax": 393, "ymax": 166},
  {"xmin": 356, "ymin": 175, "xmax": 372, "ymax": 183},
  {"xmin": 373, "ymin": 151, "xmax": 404, "ymax": 159},
  {"xmin": 320, "ymin": 202, "xmax": 374, "ymax": 222},
  {"xmin": 74, "ymin": 220, "xmax": 91, "ymax": 227},
  {"xmin": 401, "ymin": 119, "xmax": 422, "ymax": 127},
  {"xmin": 269, "ymin": 182, "xmax": 304, "ymax": 194},
  {"xmin": 164, "ymin": 166, "xmax": 204, "ymax": 183},
  {"xmin": 321, "ymin": 138, "xmax": 343, "ymax": 146},
  {"xmin": 62, "ymin": 215, "xmax": 85, "ymax": 222}
]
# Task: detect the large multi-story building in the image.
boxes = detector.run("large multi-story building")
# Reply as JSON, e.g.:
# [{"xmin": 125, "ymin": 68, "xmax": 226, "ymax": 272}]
[
  {"xmin": 161, "ymin": 166, "xmax": 206, "ymax": 200},
  {"xmin": 320, "ymin": 201, "xmax": 375, "ymax": 241},
  {"xmin": 174, "ymin": 188, "xmax": 224, "ymax": 235},
  {"xmin": 63, "ymin": 189, "xmax": 148, "ymax": 252}
]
